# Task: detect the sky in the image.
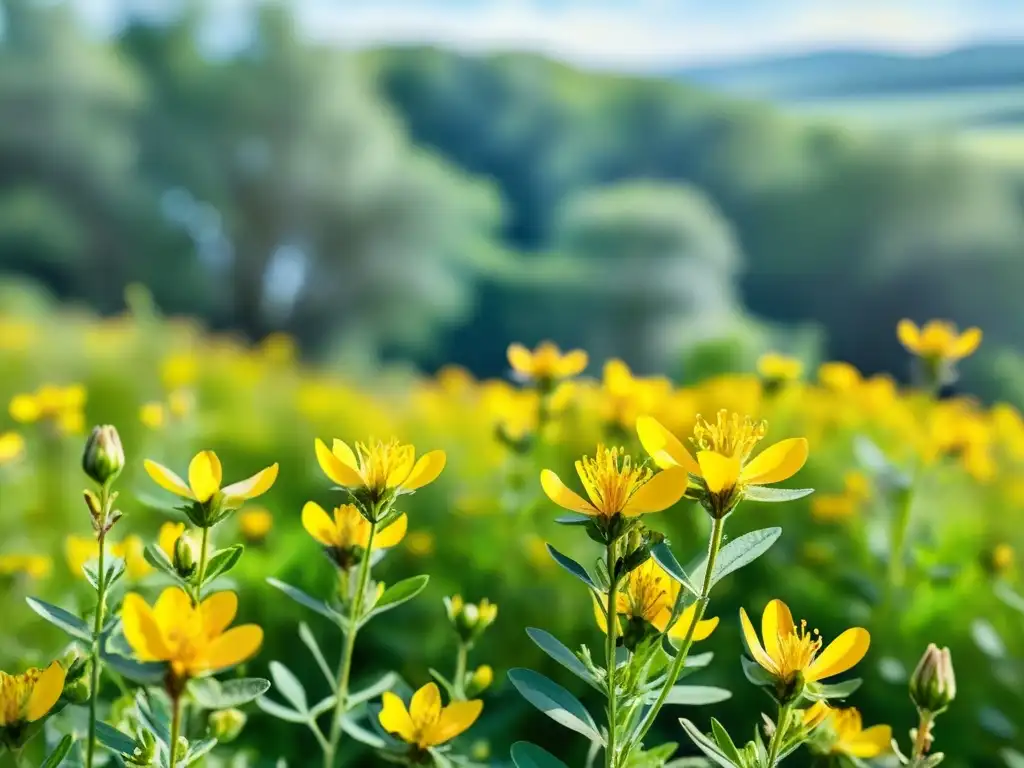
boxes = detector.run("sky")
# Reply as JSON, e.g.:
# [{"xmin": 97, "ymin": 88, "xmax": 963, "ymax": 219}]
[{"xmin": 82, "ymin": 0, "xmax": 1024, "ymax": 70}]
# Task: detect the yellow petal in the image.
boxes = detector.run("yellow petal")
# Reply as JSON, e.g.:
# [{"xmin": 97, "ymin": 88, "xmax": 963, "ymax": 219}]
[
  {"xmin": 760, "ymin": 599, "xmax": 794, "ymax": 667},
  {"xmin": 403, "ymin": 450, "xmax": 446, "ymax": 491},
  {"xmin": 202, "ymin": 625, "xmax": 263, "ymax": 672},
  {"xmin": 805, "ymin": 628, "xmax": 870, "ymax": 682},
  {"xmin": 200, "ymin": 592, "xmax": 238, "ymax": 637},
  {"xmin": 636, "ymin": 417, "xmax": 700, "ymax": 473},
  {"xmin": 222, "ymin": 464, "xmax": 279, "ymax": 503},
  {"xmin": 379, "ymin": 692, "xmax": 416, "ymax": 743},
  {"xmin": 623, "ymin": 467, "xmax": 688, "ymax": 516},
  {"xmin": 158, "ymin": 522, "xmax": 186, "ymax": 560},
  {"xmin": 153, "ymin": 586, "xmax": 194, "ymax": 633},
  {"xmin": 692, "ymin": 615, "xmax": 719, "ymax": 642},
  {"xmin": 667, "ymin": 604, "xmax": 719, "ymax": 642},
  {"xmin": 592, "ymin": 593, "xmax": 611, "ymax": 635},
  {"xmin": 144, "ymin": 459, "xmax": 194, "ymax": 499},
  {"xmin": 25, "ymin": 661, "xmax": 66, "ymax": 722},
  {"xmin": 950, "ymin": 327, "xmax": 982, "ymax": 359},
  {"xmin": 386, "ymin": 446, "xmax": 416, "ymax": 488},
  {"xmin": 507, "ymin": 343, "xmax": 534, "ymax": 376},
  {"xmin": 121, "ymin": 593, "xmax": 170, "ymax": 661},
  {"xmin": 409, "ymin": 683, "xmax": 443, "ymax": 729},
  {"xmin": 374, "ymin": 514, "xmax": 408, "ymax": 549},
  {"xmin": 843, "ymin": 725, "xmax": 893, "ymax": 758},
  {"xmin": 302, "ymin": 501, "xmax": 338, "ymax": 547},
  {"xmin": 697, "ymin": 451, "xmax": 741, "ymax": 495},
  {"xmin": 555, "ymin": 350, "xmax": 588, "ymax": 378},
  {"xmin": 332, "ymin": 439, "xmax": 359, "ymax": 469},
  {"xmin": 739, "ymin": 607, "xmax": 779, "ymax": 676},
  {"xmin": 315, "ymin": 438, "xmax": 364, "ymax": 487},
  {"xmin": 424, "ymin": 700, "xmax": 484, "ymax": 746},
  {"xmin": 189, "ymin": 451, "xmax": 223, "ymax": 503},
  {"xmin": 896, "ymin": 319, "xmax": 921, "ymax": 353},
  {"xmin": 540, "ymin": 470, "xmax": 596, "ymax": 515},
  {"xmin": 741, "ymin": 438, "xmax": 809, "ymax": 486}
]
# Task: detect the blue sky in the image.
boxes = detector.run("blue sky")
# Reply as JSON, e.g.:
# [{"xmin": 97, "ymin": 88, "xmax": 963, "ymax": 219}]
[{"xmin": 82, "ymin": 0, "xmax": 1024, "ymax": 69}]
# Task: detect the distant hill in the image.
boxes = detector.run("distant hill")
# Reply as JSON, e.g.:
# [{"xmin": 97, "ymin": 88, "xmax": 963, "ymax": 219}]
[{"xmin": 677, "ymin": 43, "xmax": 1024, "ymax": 100}]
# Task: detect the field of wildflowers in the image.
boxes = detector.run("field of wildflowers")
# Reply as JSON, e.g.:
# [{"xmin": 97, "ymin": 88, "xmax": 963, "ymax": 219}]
[{"xmin": 1, "ymin": 305, "xmax": 1022, "ymax": 768}]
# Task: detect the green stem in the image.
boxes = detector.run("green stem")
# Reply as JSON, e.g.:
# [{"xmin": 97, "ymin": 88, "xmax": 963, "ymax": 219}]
[
  {"xmin": 633, "ymin": 516, "xmax": 725, "ymax": 747},
  {"xmin": 604, "ymin": 538, "xmax": 620, "ymax": 768},
  {"xmin": 910, "ymin": 711, "xmax": 935, "ymax": 764},
  {"xmin": 766, "ymin": 702, "xmax": 793, "ymax": 766},
  {"xmin": 454, "ymin": 642, "xmax": 469, "ymax": 699},
  {"xmin": 887, "ymin": 481, "xmax": 915, "ymax": 592},
  {"xmin": 85, "ymin": 489, "xmax": 111, "ymax": 768},
  {"xmin": 169, "ymin": 694, "xmax": 182, "ymax": 768},
  {"xmin": 323, "ymin": 518, "xmax": 377, "ymax": 768},
  {"xmin": 195, "ymin": 526, "xmax": 211, "ymax": 601}
]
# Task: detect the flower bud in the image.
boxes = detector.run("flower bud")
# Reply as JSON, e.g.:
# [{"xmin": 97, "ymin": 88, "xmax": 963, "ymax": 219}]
[
  {"xmin": 444, "ymin": 595, "xmax": 498, "ymax": 643},
  {"xmin": 82, "ymin": 425, "xmax": 125, "ymax": 486},
  {"xmin": 124, "ymin": 729, "xmax": 158, "ymax": 767},
  {"xmin": 465, "ymin": 665, "xmax": 493, "ymax": 696},
  {"xmin": 910, "ymin": 644, "xmax": 956, "ymax": 714},
  {"xmin": 173, "ymin": 534, "xmax": 197, "ymax": 579},
  {"xmin": 208, "ymin": 708, "xmax": 247, "ymax": 743}
]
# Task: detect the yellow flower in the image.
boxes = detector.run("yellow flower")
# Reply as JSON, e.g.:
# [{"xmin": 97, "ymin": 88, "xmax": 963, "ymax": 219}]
[
  {"xmin": 757, "ymin": 353, "xmax": 803, "ymax": 382},
  {"xmin": 65, "ymin": 536, "xmax": 153, "ymax": 580},
  {"xmin": 540, "ymin": 445, "xmax": 688, "ymax": 519},
  {"xmin": 379, "ymin": 682, "xmax": 483, "ymax": 749},
  {"xmin": 0, "ymin": 432, "xmax": 25, "ymax": 465},
  {"xmin": 314, "ymin": 437, "xmax": 445, "ymax": 503},
  {"xmin": 144, "ymin": 450, "xmax": 278, "ymax": 508},
  {"xmin": 469, "ymin": 665, "xmax": 493, "ymax": 692},
  {"xmin": 898, "ymin": 319, "xmax": 981, "ymax": 362},
  {"xmin": 0, "ymin": 554, "xmax": 52, "ymax": 580},
  {"xmin": 992, "ymin": 543, "xmax": 1015, "ymax": 575},
  {"xmin": 593, "ymin": 559, "xmax": 718, "ymax": 642},
  {"xmin": 168, "ymin": 389, "xmax": 194, "ymax": 419},
  {"xmin": 118, "ymin": 536, "xmax": 154, "ymax": 580},
  {"xmin": 9, "ymin": 384, "xmax": 86, "ymax": 433},
  {"xmin": 161, "ymin": 353, "xmax": 199, "ymax": 390},
  {"xmin": 0, "ymin": 661, "xmax": 65, "ymax": 727},
  {"xmin": 302, "ymin": 502, "xmax": 407, "ymax": 567},
  {"xmin": 239, "ymin": 508, "xmax": 273, "ymax": 542},
  {"xmin": 820, "ymin": 706, "xmax": 892, "ymax": 758},
  {"xmin": 507, "ymin": 341, "xmax": 588, "ymax": 383},
  {"xmin": 818, "ymin": 362, "xmax": 862, "ymax": 393},
  {"xmin": 740, "ymin": 599, "xmax": 869, "ymax": 688},
  {"xmin": 140, "ymin": 402, "xmax": 166, "ymax": 430},
  {"xmin": 121, "ymin": 587, "xmax": 262, "ymax": 683},
  {"xmin": 406, "ymin": 531, "xmax": 435, "ymax": 556},
  {"xmin": 638, "ymin": 411, "xmax": 808, "ymax": 517}
]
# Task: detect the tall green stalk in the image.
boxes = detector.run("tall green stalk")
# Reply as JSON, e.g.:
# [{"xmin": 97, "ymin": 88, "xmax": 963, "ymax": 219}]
[
  {"xmin": 604, "ymin": 538, "xmax": 621, "ymax": 768},
  {"xmin": 765, "ymin": 702, "xmax": 793, "ymax": 766},
  {"xmin": 84, "ymin": 488, "xmax": 111, "ymax": 768},
  {"xmin": 323, "ymin": 519, "xmax": 378, "ymax": 768}
]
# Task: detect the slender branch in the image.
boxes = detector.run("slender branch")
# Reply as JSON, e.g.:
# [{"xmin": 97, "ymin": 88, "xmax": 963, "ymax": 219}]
[
  {"xmin": 169, "ymin": 694, "xmax": 183, "ymax": 768},
  {"xmin": 911, "ymin": 711, "xmax": 935, "ymax": 765},
  {"xmin": 195, "ymin": 526, "xmax": 211, "ymax": 602},
  {"xmin": 323, "ymin": 518, "xmax": 378, "ymax": 768},
  {"xmin": 633, "ymin": 516, "xmax": 725, "ymax": 746},
  {"xmin": 604, "ymin": 538, "xmax": 621, "ymax": 768},
  {"xmin": 766, "ymin": 702, "xmax": 793, "ymax": 766},
  {"xmin": 454, "ymin": 642, "xmax": 469, "ymax": 699},
  {"xmin": 85, "ymin": 488, "xmax": 111, "ymax": 768}
]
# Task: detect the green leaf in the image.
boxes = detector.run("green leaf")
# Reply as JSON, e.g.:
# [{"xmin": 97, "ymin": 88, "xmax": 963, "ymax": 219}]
[
  {"xmin": 645, "ymin": 686, "xmax": 732, "ymax": 706},
  {"xmin": 190, "ymin": 677, "xmax": 271, "ymax": 709},
  {"xmin": 26, "ymin": 597, "xmax": 92, "ymax": 642},
  {"xmin": 204, "ymin": 545, "xmax": 245, "ymax": 583},
  {"xmin": 366, "ymin": 574, "xmax": 429, "ymax": 620},
  {"xmin": 743, "ymin": 486, "xmax": 814, "ymax": 503},
  {"xmin": 650, "ymin": 542, "xmax": 698, "ymax": 596},
  {"xmin": 525, "ymin": 628, "xmax": 599, "ymax": 689},
  {"xmin": 349, "ymin": 672, "xmax": 399, "ymax": 707},
  {"xmin": 269, "ymin": 661, "xmax": 308, "ymax": 712},
  {"xmin": 83, "ymin": 556, "xmax": 127, "ymax": 592},
  {"xmin": 740, "ymin": 656, "xmax": 775, "ymax": 688},
  {"xmin": 340, "ymin": 714, "xmax": 388, "ymax": 749},
  {"xmin": 678, "ymin": 719, "xmax": 739, "ymax": 768},
  {"xmin": 309, "ymin": 695, "xmax": 338, "ymax": 719},
  {"xmin": 184, "ymin": 738, "xmax": 217, "ymax": 765},
  {"xmin": 143, "ymin": 543, "xmax": 182, "ymax": 582},
  {"xmin": 546, "ymin": 545, "xmax": 597, "ymax": 590},
  {"xmin": 511, "ymin": 741, "xmax": 570, "ymax": 768},
  {"xmin": 711, "ymin": 719, "xmax": 743, "ymax": 765},
  {"xmin": 808, "ymin": 678, "xmax": 863, "ymax": 701},
  {"xmin": 554, "ymin": 514, "xmax": 591, "ymax": 526},
  {"xmin": 103, "ymin": 653, "xmax": 168, "ymax": 685},
  {"xmin": 692, "ymin": 528, "xmax": 781, "ymax": 589},
  {"xmin": 267, "ymin": 578, "xmax": 343, "ymax": 624},
  {"xmin": 299, "ymin": 622, "xmax": 336, "ymax": 690},
  {"xmin": 255, "ymin": 697, "xmax": 307, "ymax": 724},
  {"xmin": 41, "ymin": 734, "xmax": 74, "ymax": 767},
  {"xmin": 95, "ymin": 722, "xmax": 136, "ymax": 755},
  {"xmin": 136, "ymin": 691, "xmax": 171, "ymax": 745},
  {"xmin": 507, "ymin": 668, "xmax": 603, "ymax": 744}
]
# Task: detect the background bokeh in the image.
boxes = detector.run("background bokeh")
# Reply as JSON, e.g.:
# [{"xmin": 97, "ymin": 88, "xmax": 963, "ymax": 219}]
[{"xmin": 2, "ymin": 1, "xmax": 1024, "ymax": 765}]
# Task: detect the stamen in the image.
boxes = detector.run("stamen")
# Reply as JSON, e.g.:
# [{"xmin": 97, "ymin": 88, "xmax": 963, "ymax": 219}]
[
  {"xmin": 576, "ymin": 445, "xmax": 651, "ymax": 516},
  {"xmin": 691, "ymin": 410, "xmax": 767, "ymax": 460}
]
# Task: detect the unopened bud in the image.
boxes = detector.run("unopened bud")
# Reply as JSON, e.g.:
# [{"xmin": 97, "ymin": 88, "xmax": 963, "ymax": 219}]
[
  {"xmin": 208, "ymin": 708, "xmax": 247, "ymax": 743},
  {"xmin": 444, "ymin": 595, "xmax": 498, "ymax": 642},
  {"xmin": 82, "ymin": 425, "xmax": 124, "ymax": 486},
  {"xmin": 173, "ymin": 535, "xmax": 197, "ymax": 579},
  {"xmin": 466, "ymin": 664, "xmax": 493, "ymax": 696},
  {"xmin": 910, "ymin": 644, "xmax": 956, "ymax": 714}
]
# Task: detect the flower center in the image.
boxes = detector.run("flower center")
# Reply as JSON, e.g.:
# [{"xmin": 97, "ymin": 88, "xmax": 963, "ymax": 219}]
[
  {"xmin": 691, "ymin": 410, "xmax": 767, "ymax": 460},
  {"xmin": 356, "ymin": 438, "xmax": 414, "ymax": 491},
  {"xmin": 577, "ymin": 445, "xmax": 651, "ymax": 516},
  {"xmin": 0, "ymin": 670, "xmax": 37, "ymax": 726},
  {"xmin": 627, "ymin": 565, "xmax": 670, "ymax": 622},
  {"xmin": 776, "ymin": 619, "xmax": 822, "ymax": 679}
]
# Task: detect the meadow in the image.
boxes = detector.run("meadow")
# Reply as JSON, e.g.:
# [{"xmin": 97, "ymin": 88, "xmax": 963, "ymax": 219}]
[{"xmin": 0, "ymin": 303, "xmax": 1019, "ymax": 768}]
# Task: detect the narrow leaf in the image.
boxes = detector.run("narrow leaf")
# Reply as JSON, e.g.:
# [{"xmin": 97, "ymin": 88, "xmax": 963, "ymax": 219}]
[
  {"xmin": 143, "ymin": 544, "xmax": 182, "ymax": 582},
  {"xmin": 525, "ymin": 628, "xmax": 599, "ymax": 689},
  {"xmin": 645, "ymin": 686, "xmax": 732, "ymax": 706},
  {"xmin": 678, "ymin": 719, "xmax": 739, "ymax": 768},
  {"xmin": 267, "ymin": 578, "xmax": 342, "ymax": 624},
  {"xmin": 349, "ymin": 672, "xmax": 399, "ymax": 708},
  {"xmin": 203, "ymin": 545, "xmax": 245, "ymax": 583},
  {"xmin": 269, "ymin": 661, "xmax": 308, "ymax": 713},
  {"xmin": 507, "ymin": 668, "xmax": 603, "ymax": 744},
  {"xmin": 102, "ymin": 653, "xmax": 167, "ymax": 685},
  {"xmin": 743, "ymin": 486, "xmax": 814, "ymax": 503},
  {"xmin": 511, "ymin": 741, "xmax": 570, "ymax": 768},
  {"xmin": 26, "ymin": 597, "xmax": 92, "ymax": 643},
  {"xmin": 41, "ymin": 734, "xmax": 74, "ymax": 767},
  {"xmin": 650, "ymin": 542, "xmax": 698, "ymax": 596},
  {"xmin": 184, "ymin": 738, "xmax": 217, "ymax": 765},
  {"xmin": 691, "ymin": 528, "xmax": 781, "ymax": 589},
  {"xmin": 711, "ymin": 718, "xmax": 743, "ymax": 765},
  {"xmin": 554, "ymin": 514, "xmax": 591, "ymax": 526},
  {"xmin": 299, "ymin": 622, "xmax": 336, "ymax": 690},
  {"xmin": 366, "ymin": 574, "xmax": 429, "ymax": 619},
  {"xmin": 340, "ymin": 715, "xmax": 388, "ymax": 748},
  {"xmin": 255, "ymin": 697, "xmax": 307, "ymax": 724},
  {"xmin": 190, "ymin": 677, "xmax": 271, "ymax": 709},
  {"xmin": 546, "ymin": 545, "xmax": 597, "ymax": 590}
]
